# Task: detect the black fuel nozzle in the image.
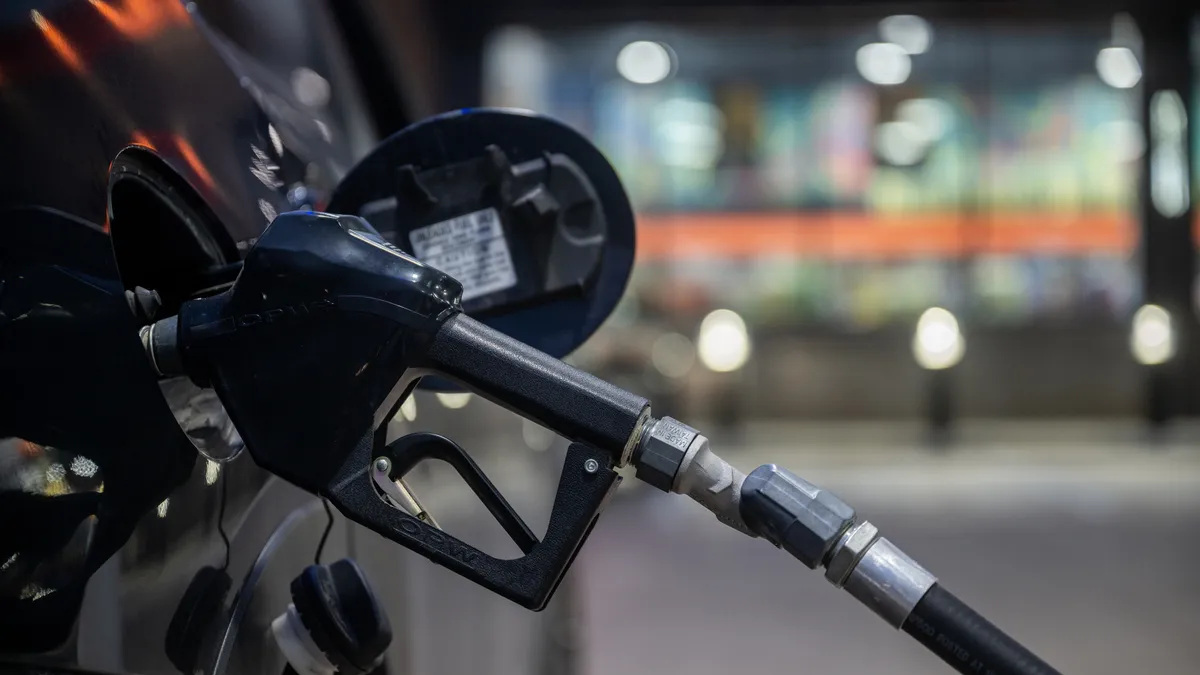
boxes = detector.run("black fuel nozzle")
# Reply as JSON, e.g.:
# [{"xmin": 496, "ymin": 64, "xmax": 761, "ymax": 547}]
[
  {"xmin": 146, "ymin": 211, "xmax": 646, "ymax": 466},
  {"xmin": 142, "ymin": 210, "xmax": 647, "ymax": 610}
]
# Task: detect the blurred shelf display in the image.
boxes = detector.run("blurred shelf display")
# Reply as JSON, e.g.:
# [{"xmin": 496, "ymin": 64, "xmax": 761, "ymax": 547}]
[{"xmin": 482, "ymin": 16, "xmax": 1200, "ymax": 331}]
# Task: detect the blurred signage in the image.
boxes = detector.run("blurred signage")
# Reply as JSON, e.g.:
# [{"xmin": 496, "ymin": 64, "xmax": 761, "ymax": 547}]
[
  {"xmin": 632, "ymin": 211, "xmax": 1140, "ymax": 260},
  {"xmin": 482, "ymin": 20, "xmax": 1200, "ymax": 327}
]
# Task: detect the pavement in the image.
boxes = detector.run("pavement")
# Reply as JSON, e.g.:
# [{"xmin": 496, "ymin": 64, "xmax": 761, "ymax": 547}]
[
  {"xmin": 379, "ymin": 412, "xmax": 1200, "ymax": 675},
  {"xmin": 573, "ymin": 421, "xmax": 1200, "ymax": 675}
]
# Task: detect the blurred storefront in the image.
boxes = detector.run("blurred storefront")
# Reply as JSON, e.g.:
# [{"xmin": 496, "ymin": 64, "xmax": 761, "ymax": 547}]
[{"xmin": 472, "ymin": 8, "xmax": 1198, "ymax": 423}]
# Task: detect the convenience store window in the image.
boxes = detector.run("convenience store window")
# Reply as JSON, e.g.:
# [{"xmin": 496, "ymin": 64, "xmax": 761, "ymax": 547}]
[{"xmin": 483, "ymin": 15, "xmax": 1141, "ymax": 331}]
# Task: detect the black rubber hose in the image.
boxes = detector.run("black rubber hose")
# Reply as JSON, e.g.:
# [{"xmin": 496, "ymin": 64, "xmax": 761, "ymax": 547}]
[{"xmin": 901, "ymin": 583, "xmax": 1062, "ymax": 675}]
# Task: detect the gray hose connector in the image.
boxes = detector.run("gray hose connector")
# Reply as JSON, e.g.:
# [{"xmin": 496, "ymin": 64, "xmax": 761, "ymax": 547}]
[
  {"xmin": 672, "ymin": 429, "xmax": 756, "ymax": 537},
  {"xmin": 740, "ymin": 465, "xmax": 856, "ymax": 569},
  {"xmin": 672, "ymin": 435, "xmax": 755, "ymax": 537},
  {"xmin": 632, "ymin": 417, "xmax": 757, "ymax": 537}
]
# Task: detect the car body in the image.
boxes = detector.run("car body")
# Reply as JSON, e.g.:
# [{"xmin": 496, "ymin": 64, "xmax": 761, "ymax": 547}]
[{"xmin": 0, "ymin": 3, "xmax": 573, "ymax": 675}]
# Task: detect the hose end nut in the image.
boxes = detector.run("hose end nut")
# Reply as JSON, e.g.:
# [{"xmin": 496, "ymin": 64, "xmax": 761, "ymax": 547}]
[
  {"xmin": 741, "ymin": 465, "xmax": 856, "ymax": 569},
  {"xmin": 633, "ymin": 417, "xmax": 697, "ymax": 492},
  {"xmin": 824, "ymin": 520, "xmax": 880, "ymax": 587}
]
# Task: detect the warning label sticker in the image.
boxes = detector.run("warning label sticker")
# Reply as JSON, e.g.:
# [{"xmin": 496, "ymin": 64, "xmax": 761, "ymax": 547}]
[{"xmin": 408, "ymin": 208, "xmax": 518, "ymax": 302}]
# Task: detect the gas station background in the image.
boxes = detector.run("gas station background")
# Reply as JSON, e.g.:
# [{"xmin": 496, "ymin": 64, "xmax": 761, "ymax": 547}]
[{"xmin": 477, "ymin": 13, "xmax": 1200, "ymax": 422}]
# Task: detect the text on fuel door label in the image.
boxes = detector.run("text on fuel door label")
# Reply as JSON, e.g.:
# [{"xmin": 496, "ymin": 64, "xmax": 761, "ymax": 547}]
[{"xmin": 409, "ymin": 208, "xmax": 518, "ymax": 302}]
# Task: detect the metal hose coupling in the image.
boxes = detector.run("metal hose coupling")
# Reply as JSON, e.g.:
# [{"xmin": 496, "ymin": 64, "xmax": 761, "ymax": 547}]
[
  {"xmin": 823, "ymin": 521, "xmax": 937, "ymax": 628},
  {"xmin": 736, "ymin": 462, "xmax": 937, "ymax": 629},
  {"xmin": 741, "ymin": 464, "xmax": 856, "ymax": 569},
  {"xmin": 630, "ymin": 417, "xmax": 936, "ymax": 629},
  {"xmin": 632, "ymin": 417, "xmax": 757, "ymax": 537}
]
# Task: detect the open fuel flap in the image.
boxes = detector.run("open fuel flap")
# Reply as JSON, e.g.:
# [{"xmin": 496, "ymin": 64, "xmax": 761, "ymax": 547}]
[{"xmin": 327, "ymin": 108, "xmax": 637, "ymax": 388}]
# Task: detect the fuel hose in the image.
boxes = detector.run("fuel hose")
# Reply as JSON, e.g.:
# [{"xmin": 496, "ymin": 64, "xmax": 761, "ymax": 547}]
[
  {"xmin": 630, "ymin": 419, "xmax": 1067, "ymax": 675},
  {"xmin": 901, "ymin": 583, "xmax": 1062, "ymax": 675}
]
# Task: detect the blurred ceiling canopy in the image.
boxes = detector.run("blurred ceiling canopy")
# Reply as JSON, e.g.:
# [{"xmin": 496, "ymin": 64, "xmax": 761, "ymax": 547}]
[{"xmin": 449, "ymin": 0, "xmax": 1182, "ymax": 26}]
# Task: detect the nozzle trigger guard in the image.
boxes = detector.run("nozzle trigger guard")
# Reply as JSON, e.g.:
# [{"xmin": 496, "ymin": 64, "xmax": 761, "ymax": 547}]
[
  {"xmin": 328, "ymin": 430, "xmax": 620, "ymax": 611},
  {"xmin": 380, "ymin": 432, "xmax": 537, "ymax": 554}
]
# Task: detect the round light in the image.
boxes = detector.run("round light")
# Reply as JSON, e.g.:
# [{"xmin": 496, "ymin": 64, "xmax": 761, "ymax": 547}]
[
  {"xmin": 1151, "ymin": 149, "xmax": 1190, "ymax": 219},
  {"xmin": 400, "ymin": 395, "xmax": 417, "ymax": 422},
  {"xmin": 913, "ymin": 307, "xmax": 964, "ymax": 370},
  {"xmin": 291, "ymin": 67, "xmax": 331, "ymax": 107},
  {"xmin": 1149, "ymin": 90, "xmax": 1190, "ymax": 218},
  {"xmin": 879, "ymin": 15, "xmax": 933, "ymax": 55},
  {"xmin": 617, "ymin": 41, "xmax": 672, "ymax": 84},
  {"xmin": 874, "ymin": 120, "xmax": 929, "ymax": 166},
  {"xmin": 651, "ymin": 332, "xmax": 697, "ymax": 378},
  {"xmin": 655, "ymin": 98, "xmax": 726, "ymax": 169},
  {"xmin": 856, "ymin": 42, "xmax": 912, "ymax": 86},
  {"xmin": 1096, "ymin": 47, "xmax": 1141, "ymax": 89},
  {"xmin": 1131, "ymin": 304, "xmax": 1174, "ymax": 365},
  {"xmin": 895, "ymin": 98, "xmax": 952, "ymax": 143},
  {"xmin": 435, "ymin": 392, "xmax": 472, "ymax": 409},
  {"xmin": 1151, "ymin": 89, "xmax": 1187, "ymax": 141},
  {"xmin": 697, "ymin": 309, "xmax": 752, "ymax": 373}
]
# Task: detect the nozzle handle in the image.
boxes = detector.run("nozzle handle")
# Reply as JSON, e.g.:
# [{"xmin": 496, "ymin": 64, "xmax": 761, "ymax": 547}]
[
  {"xmin": 422, "ymin": 313, "xmax": 648, "ymax": 463},
  {"xmin": 329, "ymin": 434, "xmax": 621, "ymax": 611}
]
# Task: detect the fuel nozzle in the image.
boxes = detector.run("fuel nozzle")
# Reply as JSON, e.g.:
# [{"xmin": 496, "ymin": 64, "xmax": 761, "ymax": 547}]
[
  {"xmin": 629, "ymin": 417, "xmax": 1062, "ymax": 675},
  {"xmin": 133, "ymin": 210, "xmax": 650, "ymax": 611},
  {"xmin": 140, "ymin": 210, "xmax": 649, "ymax": 468},
  {"xmin": 130, "ymin": 206, "xmax": 1061, "ymax": 675}
]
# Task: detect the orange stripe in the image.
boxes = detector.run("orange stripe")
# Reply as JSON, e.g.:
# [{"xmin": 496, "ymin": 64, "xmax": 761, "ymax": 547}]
[
  {"xmin": 130, "ymin": 130, "xmax": 155, "ymax": 150},
  {"xmin": 633, "ymin": 211, "xmax": 1152, "ymax": 260},
  {"xmin": 88, "ymin": 0, "xmax": 127, "ymax": 32},
  {"xmin": 31, "ymin": 10, "xmax": 85, "ymax": 74},
  {"xmin": 173, "ymin": 134, "xmax": 215, "ymax": 192},
  {"xmin": 89, "ymin": 0, "xmax": 189, "ymax": 41}
]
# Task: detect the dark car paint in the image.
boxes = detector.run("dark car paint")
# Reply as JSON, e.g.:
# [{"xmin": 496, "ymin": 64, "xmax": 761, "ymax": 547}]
[{"xmin": 0, "ymin": 0, "xmax": 367, "ymax": 670}]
